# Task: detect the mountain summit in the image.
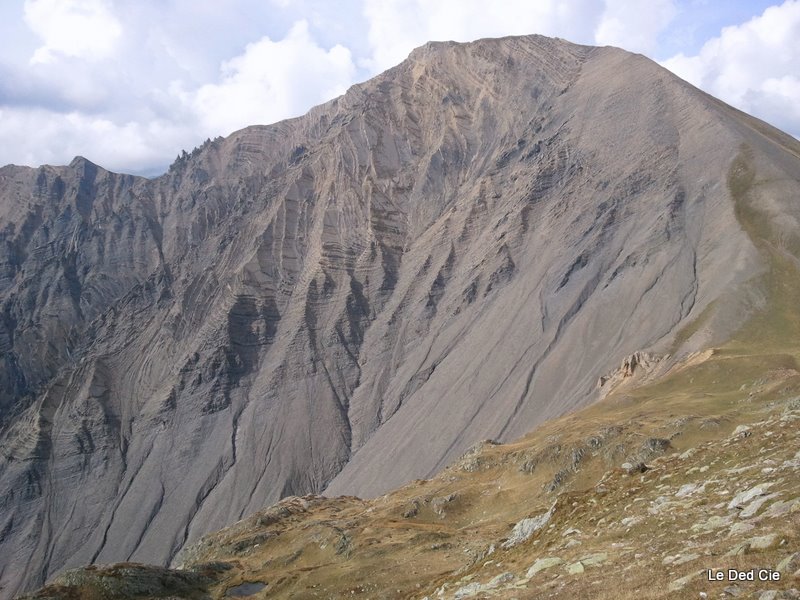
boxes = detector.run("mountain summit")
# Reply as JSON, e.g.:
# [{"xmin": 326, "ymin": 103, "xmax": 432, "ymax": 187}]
[{"xmin": 1, "ymin": 34, "xmax": 799, "ymax": 597}]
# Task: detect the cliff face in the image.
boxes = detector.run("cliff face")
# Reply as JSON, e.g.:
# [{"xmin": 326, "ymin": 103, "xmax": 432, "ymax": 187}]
[{"xmin": 1, "ymin": 34, "xmax": 799, "ymax": 597}]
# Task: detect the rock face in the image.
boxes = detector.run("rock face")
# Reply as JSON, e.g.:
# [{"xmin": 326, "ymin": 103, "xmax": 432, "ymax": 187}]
[
  {"xmin": 1, "ymin": 34, "xmax": 800, "ymax": 597},
  {"xmin": 502, "ymin": 504, "xmax": 555, "ymax": 549},
  {"xmin": 597, "ymin": 351, "xmax": 665, "ymax": 398}
]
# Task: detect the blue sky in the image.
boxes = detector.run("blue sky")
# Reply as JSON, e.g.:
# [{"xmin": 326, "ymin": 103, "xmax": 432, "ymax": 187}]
[
  {"xmin": 0, "ymin": 0, "xmax": 798, "ymax": 175},
  {"xmin": 656, "ymin": 0, "xmax": 779, "ymax": 58}
]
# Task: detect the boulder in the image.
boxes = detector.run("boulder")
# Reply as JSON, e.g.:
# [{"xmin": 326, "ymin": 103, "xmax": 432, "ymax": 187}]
[
  {"xmin": 526, "ymin": 557, "xmax": 563, "ymax": 577},
  {"xmin": 501, "ymin": 504, "xmax": 555, "ymax": 549}
]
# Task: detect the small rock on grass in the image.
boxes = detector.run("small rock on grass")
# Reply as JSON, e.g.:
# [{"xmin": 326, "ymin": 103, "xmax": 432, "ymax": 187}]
[
  {"xmin": 729, "ymin": 484, "xmax": 773, "ymax": 509},
  {"xmin": 731, "ymin": 425, "xmax": 752, "ymax": 439},
  {"xmin": 749, "ymin": 534, "xmax": 778, "ymax": 550},
  {"xmin": 729, "ymin": 522, "xmax": 755, "ymax": 536},
  {"xmin": 764, "ymin": 499, "xmax": 798, "ymax": 518},
  {"xmin": 527, "ymin": 557, "xmax": 563, "ymax": 577},
  {"xmin": 579, "ymin": 553, "xmax": 608, "ymax": 566},
  {"xmin": 693, "ymin": 515, "xmax": 732, "ymax": 532},
  {"xmin": 501, "ymin": 505, "xmax": 555, "ymax": 549},
  {"xmin": 622, "ymin": 462, "xmax": 649, "ymax": 474},
  {"xmin": 673, "ymin": 553, "xmax": 700, "ymax": 565},
  {"xmin": 777, "ymin": 552, "xmax": 800, "ymax": 575},
  {"xmin": 488, "ymin": 572, "xmax": 514, "ymax": 586},
  {"xmin": 668, "ymin": 570, "xmax": 703, "ymax": 592},
  {"xmin": 726, "ymin": 542, "xmax": 751, "ymax": 557},
  {"xmin": 567, "ymin": 561, "xmax": 585, "ymax": 575},
  {"xmin": 740, "ymin": 493, "xmax": 780, "ymax": 518}
]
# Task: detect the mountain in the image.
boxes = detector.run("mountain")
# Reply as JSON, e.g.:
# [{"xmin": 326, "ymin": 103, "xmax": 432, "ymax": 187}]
[
  {"xmin": 21, "ymin": 373, "xmax": 800, "ymax": 599},
  {"xmin": 2, "ymin": 34, "xmax": 800, "ymax": 598}
]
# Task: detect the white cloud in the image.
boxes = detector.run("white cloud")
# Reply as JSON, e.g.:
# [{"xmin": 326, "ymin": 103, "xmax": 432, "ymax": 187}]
[
  {"xmin": 362, "ymin": 0, "xmax": 606, "ymax": 73},
  {"xmin": 2, "ymin": 0, "xmax": 796, "ymax": 174},
  {"xmin": 24, "ymin": 0, "xmax": 122, "ymax": 64},
  {"xmin": 0, "ymin": 106, "xmax": 195, "ymax": 174},
  {"xmin": 0, "ymin": 18, "xmax": 359, "ymax": 174},
  {"xmin": 186, "ymin": 20, "xmax": 357, "ymax": 136},
  {"xmin": 360, "ymin": 0, "xmax": 681, "ymax": 73},
  {"xmin": 662, "ymin": 0, "xmax": 800, "ymax": 138},
  {"xmin": 595, "ymin": 0, "xmax": 677, "ymax": 54}
]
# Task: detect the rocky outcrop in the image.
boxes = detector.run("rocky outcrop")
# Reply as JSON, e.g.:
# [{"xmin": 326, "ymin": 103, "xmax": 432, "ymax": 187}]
[
  {"xmin": 597, "ymin": 351, "xmax": 666, "ymax": 398},
  {"xmin": 501, "ymin": 504, "xmax": 555, "ymax": 548},
  {"xmin": 2, "ymin": 33, "xmax": 800, "ymax": 597}
]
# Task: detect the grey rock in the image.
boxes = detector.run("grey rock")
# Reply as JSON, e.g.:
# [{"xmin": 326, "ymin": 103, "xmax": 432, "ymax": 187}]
[
  {"xmin": 566, "ymin": 561, "xmax": 585, "ymax": 575},
  {"xmin": 777, "ymin": 552, "xmax": 800, "ymax": 575},
  {"xmin": 729, "ymin": 484, "xmax": 774, "ymax": 509},
  {"xmin": 578, "ymin": 552, "xmax": 608, "ymax": 566},
  {"xmin": 693, "ymin": 515, "xmax": 733, "ymax": 532},
  {"xmin": 673, "ymin": 553, "xmax": 700, "ymax": 565},
  {"xmin": 622, "ymin": 462, "xmax": 649, "ymax": 474},
  {"xmin": 402, "ymin": 499, "xmax": 421, "ymax": 519},
  {"xmin": 676, "ymin": 482, "xmax": 706, "ymax": 498},
  {"xmin": 620, "ymin": 516, "xmax": 641, "ymax": 527},
  {"xmin": 489, "ymin": 572, "xmax": 515, "ymax": 586},
  {"xmin": 527, "ymin": 557, "xmax": 563, "ymax": 577},
  {"xmin": 453, "ymin": 582, "xmax": 483, "ymax": 599},
  {"xmin": 431, "ymin": 493, "xmax": 457, "ymax": 516},
  {"xmin": 20, "ymin": 563, "xmax": 220, "ymax": 599},
  {"xmin": 740, "ymin": 493, "xmax": 781, "ymax": 518},
  {"xmin": 726, "ymin": 542, "xmax": 752, "ymax": 557},
  {"xmin": 731, "ymin": 425, "xmax": 752, "ymax": 439},
  {"xmin": 641, "ymin": 438, "xmax": 672, "ymax": 455},
  {"xmin": 668, "ymin": 570, "xmax": 703, "ymax": 592},
  {"xmin": 501, "ymin": 504, "xmax": 555, "ymax": 549},
  {"xmin": 729, "ymin": 522, "xmax": 756, "ymax": 536},
  {"xmin": 453, "ymin": 573, "xmax": 514, "ymax": 599},
  {"xmin": 764, "ymin": 499, "xmax": 797, "ymax": 518},
  {"xmin": 749, "ymin": 534, "xmax": 778, "ymax": 550}
]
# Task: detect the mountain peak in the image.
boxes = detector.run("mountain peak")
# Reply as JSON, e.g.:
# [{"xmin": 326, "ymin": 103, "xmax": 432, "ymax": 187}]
[{"xmin": 68, "ymin": 155, "xmax": 99, "ymax": 170}]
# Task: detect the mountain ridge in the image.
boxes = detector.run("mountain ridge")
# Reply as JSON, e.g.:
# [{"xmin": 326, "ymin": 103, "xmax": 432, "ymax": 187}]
[{"xmin": 1, "ymin": 33, "xmax": 799, "ymax": 598}]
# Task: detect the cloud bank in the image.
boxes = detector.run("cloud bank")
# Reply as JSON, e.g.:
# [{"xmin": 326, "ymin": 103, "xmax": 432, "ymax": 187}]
[
  {"xmin": 0, "ymin": 0, "xmax": 796, "ymax": 175},
  {"xmin": 662, "ymin": 0, "xmax": 800, "ymax": 144}
]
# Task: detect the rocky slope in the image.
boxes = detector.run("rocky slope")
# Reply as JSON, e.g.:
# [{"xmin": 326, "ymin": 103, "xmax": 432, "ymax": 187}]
[
  {"xmin": 20, "ymin": 350, "xmax": 800, "ymax": 599},
  {"xmin": 2, "ymin": 34, "xmax": 800, "ymax": 597}
]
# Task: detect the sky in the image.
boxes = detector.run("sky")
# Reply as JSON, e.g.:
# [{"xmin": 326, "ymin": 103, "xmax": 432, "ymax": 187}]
[{"xmin": 0, "ymin": 0, "xmax": 797, "ymax": 176}]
